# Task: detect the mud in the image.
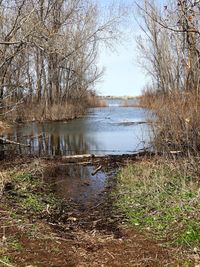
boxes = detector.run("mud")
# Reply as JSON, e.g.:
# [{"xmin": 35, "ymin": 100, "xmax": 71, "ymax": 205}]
[{"xmin": 0, "ymin": 155, "xmax": 190, "ymax": 266}]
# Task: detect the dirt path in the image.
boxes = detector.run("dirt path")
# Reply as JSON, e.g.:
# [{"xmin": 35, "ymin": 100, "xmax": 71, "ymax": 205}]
[
  {"xmin": 0, "ymin": 156, "xmax": 191, "ymax": 266},
  {"xmin": 0, "ymin": 210, "xmax": 177, "ymax": 267}
]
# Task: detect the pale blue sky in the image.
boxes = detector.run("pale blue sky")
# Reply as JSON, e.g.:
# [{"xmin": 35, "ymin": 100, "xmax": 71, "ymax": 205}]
[{"xmin": 96, "ymin": 0, "xmax": 165, "ymax": 96}]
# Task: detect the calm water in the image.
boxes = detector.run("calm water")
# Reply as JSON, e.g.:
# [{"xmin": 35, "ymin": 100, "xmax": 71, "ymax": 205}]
[
  {"xmin": 46, "ymin": 164, "xmax": 108, "ymax": 204},
  {"xmin": 1, "ymin": 103, "xmax": 151, "ymax": 203},
  {"xmin": 1, "ymin": 104, "xmax": 151, "ymax": 156}
]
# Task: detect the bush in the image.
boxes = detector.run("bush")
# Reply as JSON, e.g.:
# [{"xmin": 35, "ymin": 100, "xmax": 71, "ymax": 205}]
[{"xmin": 142, "ymin": 91, "xmax": 200, "ymax": 156}]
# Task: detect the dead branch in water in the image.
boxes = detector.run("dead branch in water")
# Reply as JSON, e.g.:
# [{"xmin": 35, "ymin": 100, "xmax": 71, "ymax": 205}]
[
  {"xmin": 0, "ymin": 137, "xmax": 30, "ymax": 147},
  {"xmin": 92, "ymin": 165, "xmax": 102, "ymax": 175}
]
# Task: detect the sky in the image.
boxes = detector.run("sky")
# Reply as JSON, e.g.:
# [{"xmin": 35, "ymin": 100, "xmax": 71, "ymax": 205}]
[
  {"xmin": 96, "ymin": 0, "xmax": 164, "ymax": 97},
  {"xmin": 96, "ymin": 37, "xmax": 146, "ymax": 97}
]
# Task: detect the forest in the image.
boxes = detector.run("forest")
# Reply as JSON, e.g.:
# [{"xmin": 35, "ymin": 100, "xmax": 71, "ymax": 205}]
[{"xmin": 0, "ymin": 0, "xmax": 122, "ymax": 121}]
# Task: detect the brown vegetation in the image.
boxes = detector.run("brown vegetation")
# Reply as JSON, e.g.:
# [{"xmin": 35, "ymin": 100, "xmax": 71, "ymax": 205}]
[
  {"xmin": 0, "ymin": 0, "xmax": 123, "ymax": 122},
  {"xmin": 146, "ymin": 92, "xmax": 200, "ymax": 156},
  {"xmin": 137, "ymin": 0, "xmax": 200, "ymax": 156},
  {"xmin": 0, "ymin": 121, "xmax": 9, "ymax": 132},
  {"xmin": 4, "ymin": 100, "xmax": 86, "ymax": 122},
  {"xmin": 3, "ymin": 93, "xmax": 107, "ymax": 122},
  {"xmin": 120, "ymin": 99, "xmax": 140, "ymax": 107},
  {"xmin": 87, "ymin": 94, "xmax": 107, "ymax": 108}
]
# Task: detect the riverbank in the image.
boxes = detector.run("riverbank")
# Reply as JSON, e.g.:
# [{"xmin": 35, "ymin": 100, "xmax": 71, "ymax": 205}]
[
  {"xmin": 0, "ymin": 155, "xmax": 198, "ymax": 266},
  {"xmin": 138, "ymin": 91, "xmax": 200, "ymax": 157},
  {"xmin": 1, "ymin": 95, "xmax": 107, "ymax": 124}
]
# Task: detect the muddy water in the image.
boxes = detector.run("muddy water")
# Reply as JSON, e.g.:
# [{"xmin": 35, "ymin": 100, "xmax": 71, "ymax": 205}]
[
  {"xmin": 46, "ymin": 163, "xmax": 110, "ymax": 206},
  {"xmin": 2, "ymin": 104, "xmax": 150, "ymax": 156}
]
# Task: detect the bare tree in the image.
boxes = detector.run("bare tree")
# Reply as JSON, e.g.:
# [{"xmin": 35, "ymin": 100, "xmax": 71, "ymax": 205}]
[
  {"xmin": 136, "ymin": 0, "xmax": 200, "ymax": 95},
  {"xmin": 0, "ymin": 0, "xmax": 126, "ymax": 121}
]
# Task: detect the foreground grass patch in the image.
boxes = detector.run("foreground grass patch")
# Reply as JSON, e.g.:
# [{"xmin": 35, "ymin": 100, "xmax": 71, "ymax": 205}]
[
  {"xmin": 116, "ymin": 160, "xmax": 200, "ymax": 249},
  {"xmin": 3, "ymin": 168, "xmax": 60, "ymax": 216}
]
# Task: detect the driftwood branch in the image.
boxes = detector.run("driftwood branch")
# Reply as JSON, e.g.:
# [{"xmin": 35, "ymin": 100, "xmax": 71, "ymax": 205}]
[
  {"xmin": 0, "ymin": 137, "xmax": 30, "ymax": 147},
  {"xmin": 61, "ymin": 154, "xmax": 105, "ymax": 163},
  {"xmin": 92, "ymin": 165, "xmax": 102, "ymax": 176}
]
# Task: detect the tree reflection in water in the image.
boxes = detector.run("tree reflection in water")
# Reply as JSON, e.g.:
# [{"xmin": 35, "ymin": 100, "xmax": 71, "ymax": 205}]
[
  {"xmin": 2, "ymin": 121, "xmax": 101, "ymax": 156},
  {"xmin": 45, "ymin": 164, "xmax": 107, "ymax": 206},
  {"xmin": 1, "ymin": 106, "xmax": 150, "ymax": 157}
]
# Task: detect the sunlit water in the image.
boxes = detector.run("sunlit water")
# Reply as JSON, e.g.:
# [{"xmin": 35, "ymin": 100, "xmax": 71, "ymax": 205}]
[{"xmin": 1, "ymin": 105, "xmax": 151, "ymax": 156}]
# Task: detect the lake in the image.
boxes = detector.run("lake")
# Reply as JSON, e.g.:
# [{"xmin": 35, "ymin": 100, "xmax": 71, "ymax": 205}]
[{"xmin": 1, "ymin": 101, "xmax": 151, "ymax": 156}]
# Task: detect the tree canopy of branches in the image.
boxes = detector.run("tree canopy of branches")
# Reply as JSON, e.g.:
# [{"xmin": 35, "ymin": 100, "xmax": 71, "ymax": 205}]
[
  {"xmin": 137, "ymin": 0, "xmax": 200, "ymax": 95},
  {"xmin": 137, "ymin": 1, "xmax": 200, "ymax": 156},
  {"xmin": 0, "ymin": 0, "xmax": 124, "ymax": 120}
]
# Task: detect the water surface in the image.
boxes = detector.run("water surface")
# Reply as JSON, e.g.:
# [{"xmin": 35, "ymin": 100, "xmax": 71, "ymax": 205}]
[{"xmin": 2, "ymin": 105, "xmax": 150, "ymax": 156}]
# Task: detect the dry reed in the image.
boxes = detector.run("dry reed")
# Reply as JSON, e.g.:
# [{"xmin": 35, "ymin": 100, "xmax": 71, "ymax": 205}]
[
  {"xmin": 1, "ymin": 94, "xmax": 107, "ymax": 123},
  {"xmin": 86, "ymin": 95, "xmax": 107, "ymax": 108},
  {"xmin": 144, "ymin": 91, "xmax": 200, "ymax": 157},
  {"xmin": 3, "ymin": 101, "xmax": 87, "ymax": 122}
]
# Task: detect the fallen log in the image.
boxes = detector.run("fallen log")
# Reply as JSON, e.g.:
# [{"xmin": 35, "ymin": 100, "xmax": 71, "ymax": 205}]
[
  {"xmin": 62, "ymin": 154, "xmax": 104, "ymax": 159},
  {"xmin": 61, "ymin": 154, "xmax": 106, "ymax": 162},
  {"xmin": 43, "ymin": 151, "xmax": 154, "ymax": 163},
  {"xmin": 0, "ymin": 137, "xmax": 30, "ymax": 147},
  {"xmin": 61, "ymin": 151, "xmax": 152, "ymax": 160}
]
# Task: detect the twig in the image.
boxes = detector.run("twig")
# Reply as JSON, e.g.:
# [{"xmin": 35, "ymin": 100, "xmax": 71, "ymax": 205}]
[
  {"xmin": 0, "ymin": 137, "xmax": 30, "ymax": 147},
  {"xmin": 91, "ymin": 165, "xmax": 102, "ymax": 176},
  {"xmin": 2, "ymin": 225, "xmax": 6, "ymax": 243},
  {"xmin": 90, "ymin": 201, "xmax": 104, "ymax": 210},
  {"xmin": 0, "ymin": 223, "xmax": 33, "ymax": 228},
  {"xmin": 107, "ymin": 251, "xmax": 115, "ymax": 259}
]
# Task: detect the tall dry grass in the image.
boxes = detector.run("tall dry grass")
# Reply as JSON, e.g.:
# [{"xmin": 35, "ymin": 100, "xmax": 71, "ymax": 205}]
[
  {"xmin": 4, "ymin": 101, "xmax": 87, "ymax": 122},
  {"xmin": 86, "ymin": 95, "xmax": 107, "ymax": 108},
  {"xmin": 139, "ymin": 89, "xmax": 158, "ymax": 109},
  {"xmin": 144, "ymin": 91, "xmax": 200, "ymax": 156},
  {"xmin": 2, "ymin": 94, "xmax": 107, "ymax": 122}
]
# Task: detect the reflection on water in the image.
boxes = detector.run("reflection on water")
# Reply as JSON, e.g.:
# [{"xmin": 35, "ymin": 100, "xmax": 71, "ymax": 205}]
[
  {"xmin": 46, "ymin": 164, "xmax": 107, "ymax": 205},
  {"xmin": 2, "ymin": 105, "xmax": 151, "ymax": 156}
]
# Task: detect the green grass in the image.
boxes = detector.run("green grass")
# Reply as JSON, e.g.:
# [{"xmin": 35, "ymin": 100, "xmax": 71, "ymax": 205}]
[
  {"xmin": 21, "ymin": 194, "xmax": 46, "ymax": 212},
  {"xmin": 14, "ymin": 172, "xmax": 33, "ymax": 182},
  {"xmin": 7, "ymin": 171, "xmax": 60, "ymax": 215},
  {"xmin": 116, "ymin": 160, "xmax": 200, "ymax": 248},
  {"xmin": 8, "ymin": 239, "xmax": 23, "ymax": 251},
  {"xmin": 0, "ymin": 255, "xmax": 13, "ymax": 264}
]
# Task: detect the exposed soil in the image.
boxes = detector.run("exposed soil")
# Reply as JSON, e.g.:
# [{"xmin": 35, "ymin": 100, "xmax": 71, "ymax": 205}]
[{"xmin": 0, "ymin": 155, "xmax": 194, "ymax": 267}]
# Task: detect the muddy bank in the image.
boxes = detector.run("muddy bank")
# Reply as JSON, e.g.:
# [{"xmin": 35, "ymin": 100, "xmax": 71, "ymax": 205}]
[{"xmin": 0, "ymin": 155, "xmax": 189, "ymax": 267}]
